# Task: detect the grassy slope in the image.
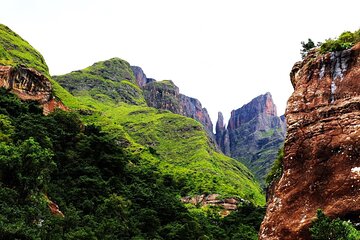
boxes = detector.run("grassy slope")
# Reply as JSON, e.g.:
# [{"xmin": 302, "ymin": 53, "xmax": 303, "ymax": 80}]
[
  {"xmin": 0, "ymin": 24, "xmax": 80, "ymax": 107},
  {"xmin": 54, "ymin": 61, "xmax": 265, "ymax": 205},
  {"xmin": 0, "ymin": 24, "xmax": 265, "ymax": 205},
  {"xmin": 53, "ymin": 58, "xmax": 146, "ymax": 106}
]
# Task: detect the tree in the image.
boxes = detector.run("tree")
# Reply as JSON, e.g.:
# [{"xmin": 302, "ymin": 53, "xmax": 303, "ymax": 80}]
[{"xmin": 300, "ymin": 38, "xmax": 316, "ymax": 59}]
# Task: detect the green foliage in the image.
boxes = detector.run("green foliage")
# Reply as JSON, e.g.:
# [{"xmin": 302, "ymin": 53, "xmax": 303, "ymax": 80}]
[
  {"xmin": 265, "ymin": 148, "xmax": 284, "ymax": 185},
  {"xmin": 0, "ymin": 90, "xmax": 266, "ymax": 239},
  {"xmin": 320, "ymin": 29, "xmax": 360, "ymax": 53},
  {"xmin": 310, "ymin": 209, "xmax": 360, "ymax": 240},
  {"xmin": 81, "ymin": 102, "xmax": 265, "ymax": 204}
]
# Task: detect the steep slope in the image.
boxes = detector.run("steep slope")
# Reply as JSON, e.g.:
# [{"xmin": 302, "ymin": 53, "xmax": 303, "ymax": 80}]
[
  {"xmin": 216, "ymin": 93, "xmax": 286, "ymax": 184},
  {"xmin": 260, "ymin": 43, "xmax": 360, "ymax": 239},
  {"xmin": 0, "ymin": 24, "xmax": 48, "ymax": 74},
  {"xmin": 53, "ymin": 59, "xmax": 265, "ymax": 205},
  {"xmin": 140, "ymin": 75, "xmax": 214, "ymax": 138}
]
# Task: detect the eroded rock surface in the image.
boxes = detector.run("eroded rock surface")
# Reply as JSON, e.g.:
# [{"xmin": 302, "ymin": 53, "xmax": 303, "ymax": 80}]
[
  {"xmin": 0, "ymin": 65, "xmax": 67, "ymax": 114},
  {"xmin": 142, "ymin": 79, "xmax": 214, "ymax": 137},
  {"xmin": 260, "ymin": 44, "xmax": 360, "ymax": 239}
]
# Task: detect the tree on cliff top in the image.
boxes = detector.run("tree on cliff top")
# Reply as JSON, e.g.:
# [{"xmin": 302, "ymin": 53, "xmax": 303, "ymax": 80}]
[{"xmin": 300, "ymin": 38, "xmax": 316, "ymax": 59}]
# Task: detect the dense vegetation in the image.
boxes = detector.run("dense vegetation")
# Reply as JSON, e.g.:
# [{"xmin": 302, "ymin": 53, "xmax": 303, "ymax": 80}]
[
  {"xmin": 0, "ymin": 89, "xmax": 265, "ymax": 239},
  {"xmin": 310, "ymin": 209, "xmax": 360, "ymax": 240},
  {"xmin": 301, "ymin": 29, "xmax": 360, "ymax": 58},
  {"xmin": 320, "ymin": 29, "xmax": 360, "ymax": 53}
]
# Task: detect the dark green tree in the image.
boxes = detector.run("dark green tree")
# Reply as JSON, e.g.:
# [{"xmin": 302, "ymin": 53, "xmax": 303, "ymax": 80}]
[{"xmin": 301, "ymin": 38, "xmax": 316, "ymax": 59}]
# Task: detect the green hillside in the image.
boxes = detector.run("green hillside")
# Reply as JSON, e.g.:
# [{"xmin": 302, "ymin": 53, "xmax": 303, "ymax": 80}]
[
  {"xmin": 0, "ymin": 24, "xmax": 265, "ymax": 239},
  {"xmin": 54, "ymin": 60, "xmax": 265, "ymax": 203},
  {"xmin": 54, "ymin": 58, "xmax": 146, "ymax": 106},
  {"xmin": 0, "ymin": 24, "xmax": 48, "ymax": 74}
]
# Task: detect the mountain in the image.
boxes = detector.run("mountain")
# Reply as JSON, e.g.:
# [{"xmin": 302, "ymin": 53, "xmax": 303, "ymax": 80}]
[
  {"xmin": 0, "ymin": 23, "xmax": 267, "ymax": 239},
  {"xmin": 216, "ymin": 93, "xmax": 286, "ymax": 185},
  {"xmin": 260, "ymin": 42, "xmax": 360, "ymax": 239},
  {"xmin": 53, "ymin": 59, "xmax": 263, "ymax": 202}
]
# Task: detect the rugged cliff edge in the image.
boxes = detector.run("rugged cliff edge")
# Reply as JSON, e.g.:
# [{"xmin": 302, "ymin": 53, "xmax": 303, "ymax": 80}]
[
  {"xmin": 134, "ymin": 67, "xmax": 215, "ymax": 138},
  {"xmin": 259, "ymin": 44, "xmax": 360, "ymax": 239},
  {"xmin": 216, "ymin": 93, "xmax": 286, "ymax": 184}
]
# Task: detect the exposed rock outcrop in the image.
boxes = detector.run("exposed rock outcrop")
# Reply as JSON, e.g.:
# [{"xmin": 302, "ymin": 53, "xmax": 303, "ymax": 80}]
[
  {"xmin": 0, "ymin": 65, "xmax": 67, "ymax": 114},
  {"xmin": 142, "ymin": 79, "xmax": 214, "ymax": 137},
  {"xmin": 215, "ymin": 112, "xmax": 230, "ymax": 155},
  {"xmin": 260, "ymin": 44, "xmax": 360, "ymax": 239},
  {"xmin": 131, "ymin": 66, "xmax": 155, "ymax": 87},
  {"xmin": 181, "ymin": 194, "xmax": 241, "ymax": 217},
  {"xmin": 216, "ymin": 93, "xmax": 286, "ymax": 184}
]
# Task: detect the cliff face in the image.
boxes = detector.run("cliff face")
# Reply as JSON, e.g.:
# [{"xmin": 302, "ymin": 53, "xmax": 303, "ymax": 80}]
[
  {"xmin": 131, "ymin": 66, "xmax": 155, "ymax": 87},
  {"xmin": 260, "ymin": 44, "xmax": 360, "ymax": 239},
  {"xmin": 141, "ymin": 77, "xmax": 214, "ymax": 137},
  {"xmin": 215, "ymin": 112, "xmax": 230, "ymax": 155},
  {"xmin": 0, "ymin": 65, "xmax": 67, "ymax": 114},
  {"xmin": 216, "ymin": 93, "xmax": 286, "ymax": 184}
]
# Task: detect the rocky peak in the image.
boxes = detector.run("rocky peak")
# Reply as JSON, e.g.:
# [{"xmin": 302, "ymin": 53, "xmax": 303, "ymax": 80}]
[
  {"xmin": 228, "ymin": 92, "xmax": 277, "ymax": 131},
  {"xmin": 260, "ymin": 43, "xmax": 360, "ymax": 239},
  {"xmin": 216, "ymin": 93, "xmax": 286, "ymax": 185},
  {"xmin": 215, "ymin": 112, "xmax": 230, "ymax": 155},
  {"xmin": 215, "ymin": 112, "xmax": 226, "ymax": 133},
  {"xmin": 131, "ymin": 66, "xmax": 155, "ymax": 87}
]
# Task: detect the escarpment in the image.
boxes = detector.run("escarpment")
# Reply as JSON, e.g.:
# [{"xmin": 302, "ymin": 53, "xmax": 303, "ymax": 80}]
[
  {"xmin": 215, "ymin": 93, "xmax": 286, "ymax": 184},
  {"xmin": 259, "ymin": 43, "xmax": 360, "ymax": 239},
  {"xmin": 136, "ymin": 69, "xmax": 214, "ymax": 137}
]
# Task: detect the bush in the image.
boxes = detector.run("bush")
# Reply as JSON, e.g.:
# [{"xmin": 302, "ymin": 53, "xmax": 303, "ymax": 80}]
[{"xmin": 320, "ymin": 29, "xmax": 360, "ymax": 53}]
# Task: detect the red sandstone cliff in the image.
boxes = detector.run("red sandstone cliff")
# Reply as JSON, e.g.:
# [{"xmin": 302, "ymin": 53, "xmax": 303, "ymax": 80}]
[
  {"xmin": 259, "ymin": 44, "xmax": 360, "ymax": 239},
  {"xmin": 0, "ymin": 65, "xmax": 67, "ymax": 114}
]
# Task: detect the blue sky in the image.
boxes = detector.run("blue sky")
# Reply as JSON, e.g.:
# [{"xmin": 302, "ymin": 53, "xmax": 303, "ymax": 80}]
[{"xmin": 2, "ymin": 0, "xmax": 360, "ymax": 124}]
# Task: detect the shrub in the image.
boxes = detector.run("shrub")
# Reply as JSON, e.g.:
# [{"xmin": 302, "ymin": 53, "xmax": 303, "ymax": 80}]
[
  {"xmin": 309, "ymin": 209, "xmax": 360, "ymax": 240},
  {"xmin": 319, "ymin": 29, "xmax": 360, "ymax": 53}
]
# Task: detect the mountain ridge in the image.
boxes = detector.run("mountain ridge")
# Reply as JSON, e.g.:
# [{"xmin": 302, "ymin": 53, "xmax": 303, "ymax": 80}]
[{"xmin": 216, "ymin": 92, "xmax": 286, "ymax": 185}]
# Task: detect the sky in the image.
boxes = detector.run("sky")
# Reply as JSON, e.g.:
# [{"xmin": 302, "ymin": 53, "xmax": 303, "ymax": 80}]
[{"xmin": 2, "ymin": 0, "xmax": 360, "ymax": 124}]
